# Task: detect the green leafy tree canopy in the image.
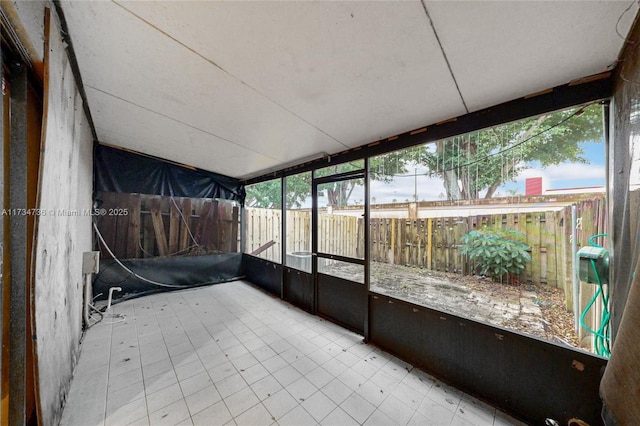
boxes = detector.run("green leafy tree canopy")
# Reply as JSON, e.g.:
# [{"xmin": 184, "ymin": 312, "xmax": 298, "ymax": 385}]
[
  {"xmin": 245, "ymin": 103, "xmax": 603, "ymax": 207},
  {"xmin": 246, "ymin": 155, "xmax": 412, "ymax": 208},
  {"xmin": 420, "ymin": 103, "xmax": 603, "ymax": 200}
]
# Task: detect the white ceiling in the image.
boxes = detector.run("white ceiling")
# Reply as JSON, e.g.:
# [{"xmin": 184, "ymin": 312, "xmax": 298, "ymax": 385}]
[{"xmin": 60, "ymin": 0, "xmax": 638, "ymax": 180}]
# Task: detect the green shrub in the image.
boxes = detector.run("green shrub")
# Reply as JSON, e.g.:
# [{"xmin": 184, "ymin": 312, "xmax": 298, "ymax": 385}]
[{"xmin": 460, "ymin": 228, "xmax": 531, "ymax": 282}]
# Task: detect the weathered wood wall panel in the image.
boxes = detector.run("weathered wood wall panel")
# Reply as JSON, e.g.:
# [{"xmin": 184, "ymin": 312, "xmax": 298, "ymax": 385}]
[{"xmin": 96, "ymin": 192, "xmax": 240, "ymax": 260}]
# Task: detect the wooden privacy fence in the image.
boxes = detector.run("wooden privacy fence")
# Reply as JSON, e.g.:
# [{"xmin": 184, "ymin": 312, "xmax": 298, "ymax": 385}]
[
  {"xmin": 245, "ymin": 195, "xmax": 607, "ymax": 292},
  {"xmin": 244, "ymin": 209, "xmax": 360, "ymax": 262},
  {"xmin": 244, "ymin": 208, "xmax": 282, "ymax": 262},
  {"xmin": 370, "ymin": 195, "xmax": 606, "ymax": 290},
  {"xmin": 96, "ymin": 191, "xmax": 240, "ymax": 260}
]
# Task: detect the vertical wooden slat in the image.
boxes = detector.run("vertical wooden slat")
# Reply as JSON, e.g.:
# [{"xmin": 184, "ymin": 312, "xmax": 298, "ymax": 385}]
[
  {"xmin": 409, "ymin": 219, "xmax": 416, "ymax": 266},
  {"xmin": 427, "ymin": 218, "xmax": 433, "ymax": 270},
  {"xmin": 264, "ymin": 208, "xmax": 269, "ymax": 256},
  {"xmin": 370, "ymin": 218, "xmax": 376, "ymax": 262},
  {"xmin": 142, "ymin": 200, "xmax": 155, "ymax": 258},
  {"xmin": 375, "ymin": 218, "xmax": 381, "ymax": 263},
  {"xmin": 437, "ymin": 219, "xmax": 444, "ymax": 271},
  {"xmin": 250, "ymin": 208, "xmax": 256, "ymax": 254},
  {"xmin": 160, "ymin": 197, "xmax": 171, "ymax": 251},
  {"xmin": 179, "ymin": 198, "xmax": 192, "ymax": 252},
  {"xmin": 210, "ymin": 200, "xmax": 220, "ymax": 252},
  {"xmin": 444, "ymin": 218, "xmax": 451, "ymax": 272},
  {"xmin": 202, "ymin": 200, "xmax": 214, "ymax": 251},
  {"xmin": 544, "ymin": 212, "xmax": 558, "ymax": 288},
  {"xmin": 223, "ymin": 202, "xmax": 230, "ymax": 253},
  {"xmin": 378, "ymin": 218, "xmax": 384, "ymax": 263},
  {"xmin": 403, "ymin": 219, "xmax": 410, "ymax": 265},
  {"xmin": 114, "ymin": 192, "xmax": 129, "ymax": 258},
  {"xmin": 389, "ymin": 218, "xmax": 396, "ymax": 265},
  {"xmin": 379, "ymin": 218, "xmax": 383, "ymax": 263},
  {"xmin": 168, "ymin": 197, "xmax": 180, "ymax": 254},
  {"xmin": 357, "ymin": 217, "xmax": 365, "ymax": 258},
  {"xmin": 220, "ymin": 202, "xmax": 228, "ymax": 252},
  {"xmin": 231, "ymin": 205, "xmax": 239, "ymax": 252},
  {"xmin": 562, "ymin": 206, "xmax": 573, "ymax": 310},
  {"xmin": 194, "ymin": 200, "xmax": 212, "ymax": 249},
  {"xmin": 245, "ymin": 208, "xmax": 251, "ymax": 253},
  {"xmin": 455, "ymin": 217, "xmax": 465, "ymax": 274},
  {"xmin": 376, "ymin": 218, "xmax": 381, "ymax": 262},
  {"xmin": 150, "ymin": 197, "xmax": 169, "ymax": 256},
  {"xmin": 127, "ymin": 193, "xmax": 141, "ymax": 259},
  {"xmin": 520, "ymin": 213, "xmax": 531, "ymax": 282},
  {"xmin": 285, "ymin": 210, "xmax": 292, "ymax": 255}
]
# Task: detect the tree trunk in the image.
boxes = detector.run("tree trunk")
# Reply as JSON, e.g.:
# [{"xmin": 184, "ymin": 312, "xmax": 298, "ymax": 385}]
[
  {"xmin": 443, "ymin": 169, "xmax": 463, "ymax": 200},
  {"xmin": 484, "ymin": 180, "xmax": 501, "ymax": 199},
  {"xmin": 484, "ymin": 161, "xmax": 515, "ymax": 199},
  {"xmin": 326, "ymin": 181, "xmax": 356, "ymax": 207}
]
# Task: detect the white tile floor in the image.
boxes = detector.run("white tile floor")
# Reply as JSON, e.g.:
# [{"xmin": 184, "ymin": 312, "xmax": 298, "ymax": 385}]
[{"xmin": 60, "ymin": 281, "xmax": 526, "ymax": 426}]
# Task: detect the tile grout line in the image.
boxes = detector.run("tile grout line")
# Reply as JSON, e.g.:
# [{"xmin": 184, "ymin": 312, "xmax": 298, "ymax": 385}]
[
  {"xmin": 101, "ymin": 307, "xmax": 115, "ymax": 426},
  {"xmin": 108, "ymin": 302, "xmax": 146, "ymax": 426},
  {"xmin": 139, "ymin": 295, "xmax": 182, "ymax": 423},
  {"xmin": 176, "ymin": 290, "xmax": 233, "ymax": 421},
  {"xmin": 86, "ymin": 283, "xmax": 517, "ymax": 426},
  {"xmin": 177, "ymin": 287, "xmax": 261, "ymax": 423},
  {"xmin": 130, "ymin": 300, "xmax": 151, "ymax": 425}
]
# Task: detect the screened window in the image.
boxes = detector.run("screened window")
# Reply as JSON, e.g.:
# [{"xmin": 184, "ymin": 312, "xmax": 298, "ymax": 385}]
[
  {"xmin": 244, "ymin": 179, "xmax": 282, "ymax": 262},
  {"xmin": 368, "ymin": 103, "xmax": 607, "ymax": 353},
  {"xmin": 285, "ymin": 172, "xmax": 312, "ymax": 272}
]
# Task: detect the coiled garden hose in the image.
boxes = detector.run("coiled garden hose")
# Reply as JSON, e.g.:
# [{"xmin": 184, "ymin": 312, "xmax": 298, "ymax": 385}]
[{"xmin": 579, "ymin": 233, "xmax": 610, "ymax": 358}]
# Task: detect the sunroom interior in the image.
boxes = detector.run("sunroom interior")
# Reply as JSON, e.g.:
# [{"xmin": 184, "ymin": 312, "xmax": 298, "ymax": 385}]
[{"xmin": 2, "ymin": 1, "xmax": 640, "ymax": 425}]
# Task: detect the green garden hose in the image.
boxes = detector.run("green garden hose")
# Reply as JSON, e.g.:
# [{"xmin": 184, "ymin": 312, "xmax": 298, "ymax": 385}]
[{"xmin": 579, "ymin": 233, "xmax": 610, "ymax": 358}]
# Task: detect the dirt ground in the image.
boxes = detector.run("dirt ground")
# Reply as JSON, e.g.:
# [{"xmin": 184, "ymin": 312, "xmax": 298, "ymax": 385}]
[{"xmin": 325, "ymin": 261, "xmax": 583, "ymax": 349}]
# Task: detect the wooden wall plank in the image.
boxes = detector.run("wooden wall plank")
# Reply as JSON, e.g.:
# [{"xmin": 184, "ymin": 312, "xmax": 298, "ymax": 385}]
[
  {"xmin": 179, "ymin": 198, "xmax": 192, "ymax": 252},
  {"xmin": 169, "ymin": 197, "xmax": 180, "ymax": 254},
  {"xmin": 126, "ymin": 193, "xmax": 141, "ymax": 259},
  {"xmin": 194, "ymin": 200, "xmax": 212, "ymax": 246},
  {"xmin": 427, "ymin": 218, "xmax": 433, "ymax": 270},
  {"xmin": 113, "ymin": 192, "xmax": 129, "ymax": 258},
  {"xmin": 150, "ymin": 197, "xmax": 169, "ymax": 256},
  {"xmin": 210, "ymin": 200, "xmax": 220, "ymax": 252},
  {"xmin": 142, "ymin": 207, "xmax": 154, "ymax": 258},
  {"xmin": 229, "ymin": 204, "xmax": 239, "ymax": 252},
  {"xmin": 544, "ymin": 212, "xmax": 558, "ymax": 288}
]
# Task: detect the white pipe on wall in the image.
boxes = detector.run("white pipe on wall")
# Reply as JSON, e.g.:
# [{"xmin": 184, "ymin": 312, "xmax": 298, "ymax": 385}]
[{"xmin": 107, "ymin": 287, "xmax": 122, "ymax": 311}]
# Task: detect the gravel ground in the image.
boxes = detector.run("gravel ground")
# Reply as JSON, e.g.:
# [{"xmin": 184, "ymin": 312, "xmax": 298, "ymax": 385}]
[{"xmin": 324, "ymin": 261, "xmax": 583, "ymax": 349}]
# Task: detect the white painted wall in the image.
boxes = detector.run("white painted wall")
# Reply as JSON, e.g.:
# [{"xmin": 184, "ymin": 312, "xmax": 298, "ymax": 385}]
[{"xmin": 32, "ymin": 11, "xmax": 94, "ymax": 426}]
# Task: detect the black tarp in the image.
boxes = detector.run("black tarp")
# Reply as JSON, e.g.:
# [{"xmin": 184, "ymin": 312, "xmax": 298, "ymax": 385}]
[
  {"xmin": 95, "ymin": 144, "xmax": 245, "ymax": 204},
  {"xmin": 94, "ymin": 253, "xmax": 243, "ymax": 302}
]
